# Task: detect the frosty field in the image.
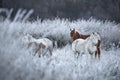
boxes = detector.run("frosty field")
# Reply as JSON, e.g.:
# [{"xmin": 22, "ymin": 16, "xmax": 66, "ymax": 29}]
[{"xmin": 0, "ymin": 19, "xmax": 120, "ymax": 80}]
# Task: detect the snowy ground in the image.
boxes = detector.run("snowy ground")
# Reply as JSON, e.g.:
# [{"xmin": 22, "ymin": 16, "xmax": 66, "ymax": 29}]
[{"xmin": 0, "ymin": 19, "xmax": 120, "ymax": 80}]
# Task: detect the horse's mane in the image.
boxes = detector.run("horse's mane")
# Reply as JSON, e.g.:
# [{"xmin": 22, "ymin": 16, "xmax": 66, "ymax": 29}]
[{"xmin": 95, "ymin": 36, "xmax": 101, "ymax": 59}]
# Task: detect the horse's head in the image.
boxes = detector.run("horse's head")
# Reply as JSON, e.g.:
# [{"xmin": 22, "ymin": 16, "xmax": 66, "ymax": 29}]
[
  {"xmin": 23, "ymin": 33, "xmax": 36, "ymax": 43},
  {"xmin": 94, "ymin": 32, "xmax": 101, "ymax": 41},
  {"xmin": 89, "ymin": 32, "xmax": 99, "ymax": 45},
  {"xmin": 70, "ymin": 28, "xmax": 75, "ymax": 38}
]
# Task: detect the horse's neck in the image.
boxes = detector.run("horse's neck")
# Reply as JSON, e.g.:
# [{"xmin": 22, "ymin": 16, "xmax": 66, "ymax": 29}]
[
  {"xmin": 30, "ymin": 38, "xmax": 37, "ymax": 43},
  {"xmin": 86, "ymin": 37, "xmax": 90, "ymax": 42},
  {"xmin": 75, "ymin": 31, "xmax": 80, "ymax": 38},
  {"xmin": 97, "ymin": 35, "xmax": 101, "ymax": 41},
  {"xmin": 75, "ymin": 31, "xmax": 79, "ymax": 34},
  {"xmin": 86, "ymin": 37, "xmax": 94, "ymax": 46},
  {"xmin": 95, "ymin": 32, "xmax": 101, "ymax": 41}
]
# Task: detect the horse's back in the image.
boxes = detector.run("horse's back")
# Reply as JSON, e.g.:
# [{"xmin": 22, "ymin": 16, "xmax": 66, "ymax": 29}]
[
  {"xmin": 43, "ymin": 38, "xmax": 53, "ymax": 46},
  {"xmin": 72, "ymin": 39, "xmax": 85, "ymax": 52},
  {"xmin": 74, "ymin": 39, "xmax": 86, "ymax": 44}
]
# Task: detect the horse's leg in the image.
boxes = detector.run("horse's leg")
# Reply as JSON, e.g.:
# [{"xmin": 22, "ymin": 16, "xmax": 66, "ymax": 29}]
[
  {"xmin": 76, "ymin": 53, "xmax": 79, "ymax": 59},
  {"xmin": 34, "ymin": 49, "xmax": 38, "ymax": 56},
  {"xmin": 38, "ymin": 49, "xmax": 41, "ymax": 57},
  {"xmin": 92, "ymin": 52, "xmax": 96, "ymax": 59},
  {"xmin": 48, "ymin": 47, "xmax": 53, "ymax": 56},
  {"xmin": 95, "ymin": 50, "xmax": 97, "ymax": 58},
  {"xmin": 88, "ymin": 50, "xmax": 94, "ymax": 60},
  {"xmin": 40, "ymin": 48, "xmax": 45, "ymax": 57},
  {"xmin": 38, "ymin": 51, "xmax": 41, "ymax": 57},
  {"xmin": 97, "ymin": 40, "xmax": 101, "ymax": 60},
  {"xmin": 39, "ymin": 53, "xmax": 41, "ymax": 58},
  {"xmin": 98, "ymin": 48, "xmax": 100, "ymax": 60},
  {"xmin": 49, "ymin": 50, "xmax": 52, "ymax": 56},
  {"xmin": 32, "ymin": 42, "xmax": 38, "ymax": 56},
  {"xmin": 34, "ymin": 46, "xmax": 40, "ymax": 57},
  {"xmin": 75, "ymin": 51, "xmax": 80, "ymax": 58},
  {"xmin": 96, "ymin": 46, "xmax": 100, "ymax": 60}
]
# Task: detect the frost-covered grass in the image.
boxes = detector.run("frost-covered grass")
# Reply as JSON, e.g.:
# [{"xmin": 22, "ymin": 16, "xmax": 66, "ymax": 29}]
[{"xmin": 0, "ymin": 18, "xmax": 120, "ymax": 80}]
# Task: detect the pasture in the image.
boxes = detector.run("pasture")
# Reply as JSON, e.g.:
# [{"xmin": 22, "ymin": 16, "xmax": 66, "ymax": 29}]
[{"xmin": 0, "ymin": 18, "xmax": 120, "ymax": 80}]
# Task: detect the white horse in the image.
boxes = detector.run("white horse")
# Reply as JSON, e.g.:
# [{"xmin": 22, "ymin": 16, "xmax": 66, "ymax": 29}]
[
  {"xmin": 22, "ymin": 34, "xmax": 53, "ymax": 57},
  {"xmin": 72, "ymin": 32, "xmax": 101, "ymax": 58}
]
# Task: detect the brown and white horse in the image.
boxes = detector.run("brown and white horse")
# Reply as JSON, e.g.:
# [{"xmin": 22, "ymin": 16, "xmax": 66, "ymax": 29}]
[{"xmin": 70, "ymin": 28, "xmax": 101, "ymax": 59}]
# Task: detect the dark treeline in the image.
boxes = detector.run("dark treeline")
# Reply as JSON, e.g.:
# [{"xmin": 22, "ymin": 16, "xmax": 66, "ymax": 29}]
[{"xmin": 1, "ymin": 0, "xmax": 120, "ymax": 22}]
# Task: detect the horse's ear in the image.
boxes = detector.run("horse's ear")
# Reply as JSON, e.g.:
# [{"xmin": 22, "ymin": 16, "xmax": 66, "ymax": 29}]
[
  {"xmin": 97, "ymin": 32, "xmax": 100, "ymax": 35},
  {"xmin": 73, "ymin": 28, "xmax": 75, "ymax": 31}
]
